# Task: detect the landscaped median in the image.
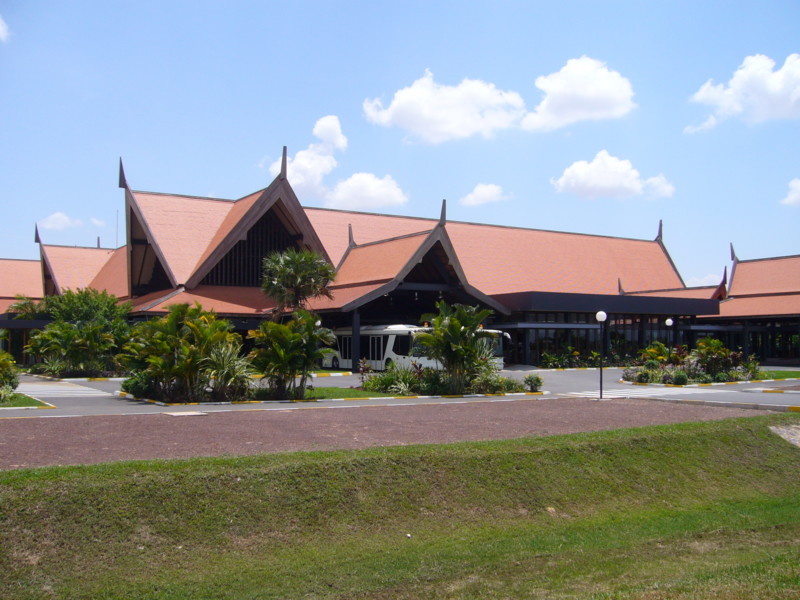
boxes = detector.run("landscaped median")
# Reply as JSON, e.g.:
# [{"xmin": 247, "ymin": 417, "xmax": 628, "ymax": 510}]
[{"xmin": 115, "ymin": 388, "xmax": 549, "ymax": 407}]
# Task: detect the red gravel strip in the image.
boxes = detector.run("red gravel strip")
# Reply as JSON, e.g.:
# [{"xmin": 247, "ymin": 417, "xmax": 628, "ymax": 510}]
[{"xmin": 0, "ymin": 398, "xmax": 775, "ymax": 470}]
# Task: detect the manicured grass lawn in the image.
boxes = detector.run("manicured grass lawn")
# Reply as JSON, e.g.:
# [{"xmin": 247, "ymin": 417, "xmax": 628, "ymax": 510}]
[
  {"xmin": 306, "ymin": 386, "xmax": 395, "ymax": 400},
  {"xmin": 0, "ymin": 393, "xmax": 46, "ymax": 408},
  {"xmin": 1, "ymin": 414, "xmax": 799, "ymax": 598},
  {"xmin": 760, "ymin": 370, "xmax": 800, "ymax": 379}
]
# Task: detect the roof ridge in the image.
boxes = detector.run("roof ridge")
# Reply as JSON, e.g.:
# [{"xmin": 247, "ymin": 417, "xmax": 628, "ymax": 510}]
[
  {"xmin": 131, "ymin": 189, "xmax": 236, "ymax": 203},
  {"xmin": 40, "ymin": 244, "xmax": 118, "ymax": 251},
  {"xmin": 352, "ymin": 229, "xmax": 434, "ymax": 248},
  {"xmin": 736, "ymin": 253, "xmax": 800, "ymax": 264},
  {"xmin": 305, "ymin": 205, "xmax": 659, "ymax": 243}
]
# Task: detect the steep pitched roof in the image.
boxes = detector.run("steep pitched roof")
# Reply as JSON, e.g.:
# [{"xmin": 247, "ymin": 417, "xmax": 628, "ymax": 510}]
[
  {"xmin": 40, "ymin": 245, "xmax": 119, "ymax": 295},
  {"xmin": 306, "ymin": 208, "xmax": 685, "ymax": 297},
  {"xmin": 126, "ymin": 173, "xmax": 329, "ymax": 291},
  {"xmin": 728, "ymin": 254, "xmax": 800, "ymax": 296},
  {"xmin": 706, "ymin": 253, "xmax": 800, "ymax": 319},
  {"xmin": 88, "ymin": 247, "xmax": 129, "ymax": 299},
  {"xmin": 127, "ymin": 191, "xmax": 234, "ymax": 286},
  {"xmin": 309, "ymin": 225, "xmax": 508, "ymax": 314},
  {"xmin": 0, "ymin": 259, "xmax": 43, "ymax": 313}
]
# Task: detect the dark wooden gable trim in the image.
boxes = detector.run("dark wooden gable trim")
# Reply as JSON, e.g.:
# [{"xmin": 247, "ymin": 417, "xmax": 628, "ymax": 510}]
[
  {"xmin": 339, "ymin": 225, "xmax": 509, "ymax": 315},
  {"xmin": 185, "ymin": 176, "xmax": 331, "ymax": 289},
  {"xmin": 126, "ymin": 189, "xmax": 178, "ymax": 293}
]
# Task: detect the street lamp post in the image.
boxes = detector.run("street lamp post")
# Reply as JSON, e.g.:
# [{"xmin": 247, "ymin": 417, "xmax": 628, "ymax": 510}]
[
  {"xmin": 665, "ymin": 318, "xmax": 674, "ymax": 356},
  {"xmin": 596, "ymin": 311, "xmax": 607, "ymax": 400}
]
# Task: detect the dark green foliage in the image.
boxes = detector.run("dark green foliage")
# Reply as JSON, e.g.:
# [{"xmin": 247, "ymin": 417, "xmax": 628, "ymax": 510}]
[
  {"xmin": 261, "ymin": 248, "xmax": 336, "ymax": 320},
  {"xmin": 118, "ymin": 303, "xmax": 243, "ymax": 403},
  {"xmin": 24, "ymin": 289, "xmax": 131, "ymax": 377},
  {"xmin": 247, "ymin": 309, "xmax": 334, "ymax": 400}
]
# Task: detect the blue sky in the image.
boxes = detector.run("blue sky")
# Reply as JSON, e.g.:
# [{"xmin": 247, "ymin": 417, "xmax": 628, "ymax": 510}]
[{"xmin": 1, "ymin": 1, "xmax": 798, "ymax": 289}]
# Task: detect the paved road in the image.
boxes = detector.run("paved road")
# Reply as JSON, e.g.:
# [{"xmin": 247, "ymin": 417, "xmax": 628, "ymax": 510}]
[{"xmin": 2, "ymin": 368, "xmax": 798, "ymax": 419}]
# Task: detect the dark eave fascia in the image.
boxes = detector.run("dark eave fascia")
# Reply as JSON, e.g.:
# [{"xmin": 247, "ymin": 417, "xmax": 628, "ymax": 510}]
[{"xmin": 491, "ymin": 291, "xmax": 719, "ymax": 316}]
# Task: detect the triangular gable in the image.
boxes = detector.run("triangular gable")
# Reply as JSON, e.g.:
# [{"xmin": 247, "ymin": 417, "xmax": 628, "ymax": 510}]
[
  {"xmin": 186, "ymin": 175, "xmax": 331, "ymax": 288},
  {"xmin": 319, "ymin": 224, "xmax": 508, "ymax": 315}
]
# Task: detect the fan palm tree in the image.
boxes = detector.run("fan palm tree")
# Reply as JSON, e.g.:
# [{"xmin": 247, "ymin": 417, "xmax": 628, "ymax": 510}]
[{"xmin": 261, "ymin": 249, "xmax": 336, "ymax": 320}]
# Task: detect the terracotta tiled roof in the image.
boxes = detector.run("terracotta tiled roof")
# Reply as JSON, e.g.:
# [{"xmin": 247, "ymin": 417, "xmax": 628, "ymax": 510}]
[
  {"xmin": 130, "ymin": 191, "xmax": 234, "ymax": 285},
  {"xmin": 306, "ymin": 208, "xmax": 684, "ymax": 296},
  {"xmin": 88, "ymin": 247, "xmax": 129, "ymax": 299},
  {"xmin": 729, "ymin": 254, "xmax": 800, "ymax": 296},
  {"xmin": 0, "ymin": 259, "xmax": 43, "ymax": 300},
  {"xmin": 716, "ymin": 294, "xmax": 800, "ymax": 318},
  {"xmin": 130, "ymin": 285, "xmax": 276, "ymax": 316},
  {"xmin": 305, "ymin": 208, "xmax": 435, "ymax": 266},
  {"xmin": 334, "ymin": 231, "xmax": 433, "ymax": 286},
  {"xmin": 40, "ymin": 245, "xmax": 118, "ymax": 293}
]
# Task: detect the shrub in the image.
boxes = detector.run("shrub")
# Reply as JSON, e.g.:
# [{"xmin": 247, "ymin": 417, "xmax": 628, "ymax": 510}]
[
  {"xmin": 469, "ymin": 374, "xmax": 523, "ymax": 394},
  {"xmin": 0, "ymin": 351, "xmax": 19, "ymax": 390},
  {"xmin": 672, "ymin": 370, "xmax": 689, "ymax": 385},
  {"xmin": 121, "ymin": 371, "xmax": 157, "ymax": 399},
  {"xmin": 643, "ymin": 359, "xmax": 661, "ymax": 371},
  {"xmin": 523, "ymin": 374, "xmax": 543, "ymax": 392}
]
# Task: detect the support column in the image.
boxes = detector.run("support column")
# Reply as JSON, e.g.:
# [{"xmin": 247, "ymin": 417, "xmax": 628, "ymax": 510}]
[
  {"xmin": 522, "ymin": 328, "xmax": 531, "ymax": 365},
  {"xmin": 350, "ymin": 309, "xmax": 361, "ymax": 370}
]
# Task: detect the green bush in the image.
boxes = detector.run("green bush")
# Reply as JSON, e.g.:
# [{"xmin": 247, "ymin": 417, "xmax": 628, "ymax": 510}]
[
  {"xmin": 672, "ymin": 370, "xmax": 689, "ymax": 385},
  {"xmin": 0, "ymin": 351, "xmax": 19, "ymax": 390},
  {"xmin": 121, "ymin": 371, "xmax": 157, "ymax": 399},
  {"xmin": 523, "ymin": 373, "xmax": 543, "ymax": 392}
]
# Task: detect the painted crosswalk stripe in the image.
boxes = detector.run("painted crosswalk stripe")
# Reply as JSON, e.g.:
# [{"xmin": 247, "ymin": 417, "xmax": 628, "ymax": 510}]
[
  {"xmin": 566, "ymin": 387, "xmax": 728, "ymax": 399},
  {"xmin": 17, "ymin": 383, "xmax": 113, "ymax": 399}
]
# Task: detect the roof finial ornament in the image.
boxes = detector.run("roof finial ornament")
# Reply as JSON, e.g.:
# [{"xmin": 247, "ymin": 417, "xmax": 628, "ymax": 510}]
[
  {"xmin": 347, "ymin": 223, "xmax": 356, "ymax": 248},
  {"xmin": 118, "ymin": 158, "xmax": 128, "ymax": 189},
  {"xmin": 655, "ymin": 219, "xmax": 663, "ymax": 242},
  {"xmin": 730, "ymin": 242, "xmax": 738, "ymax": 263},
  {"xmin": 721, "ymin": 265, "xmax": 728, "ymax": 286},
  {"xmin": 618, "ymin": 277, "xmax": 625, "ymax": 295},
  {"xmin": 34, "ymin": 224, "xmax": 41, "ymax": 245},
  {"xmin": 439, "ymin": 199, "xmax": 446, "ymax": 226},
  {"xmin": 280, "ymin": 146, "xmax": 288, "ymax": 179}
]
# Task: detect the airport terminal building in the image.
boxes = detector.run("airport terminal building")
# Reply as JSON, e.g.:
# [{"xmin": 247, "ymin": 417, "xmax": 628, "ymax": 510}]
[{"xmin": 1, "ymin": 151, "xmax": 797, "ymax": 365}]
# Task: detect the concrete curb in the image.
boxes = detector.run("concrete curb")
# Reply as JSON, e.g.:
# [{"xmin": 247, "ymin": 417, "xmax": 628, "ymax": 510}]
[
  {"xmin": 114, "ymin": 390, "xmax": 549, "ymax": 407},
  {"xmin": 618, "ymin": 377, "xmax": 800, "ymax": 389},
  {"xmin": 641, "ymin": 396, "xmax": 800, "ymax": 413}
]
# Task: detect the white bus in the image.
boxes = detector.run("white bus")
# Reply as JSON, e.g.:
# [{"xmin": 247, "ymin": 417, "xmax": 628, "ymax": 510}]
[{"xmin": 321, "ymin": 324, "xmax": 509, "ymax": 371}]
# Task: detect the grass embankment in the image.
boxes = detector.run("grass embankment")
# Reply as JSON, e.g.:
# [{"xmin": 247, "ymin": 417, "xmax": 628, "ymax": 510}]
[
  {"xmin": 2, "ymin": 415, "xmax": 799, "ymax": 599},
  {"xmin": 0, "ymin": 393, "xmax": 45, "ymax": 408}
]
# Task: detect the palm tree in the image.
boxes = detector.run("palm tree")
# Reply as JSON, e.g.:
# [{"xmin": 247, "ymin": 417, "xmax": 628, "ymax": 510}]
[
  {"xmin": 248, "ymin": 310, "xmax": 335, "ymax": 400},
  {"xmin": 414, "ymin": 301, "xmax": 496, "ymax": 394},
  {"xmin": 261, "ymin": 249, "xmax": 336, "ymax": 320}
]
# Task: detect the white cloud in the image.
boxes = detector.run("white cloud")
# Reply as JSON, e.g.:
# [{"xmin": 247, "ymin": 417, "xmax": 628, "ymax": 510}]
[
  {"xmin": 0, "ymin": 15, "xmax": 9, "ymax": 43},
  {"xmin": 269, "ymin": 115, "xmax": 347, "ymax": 198},
  {"xmin": 363, "ymin": 69, "xmax": 526, "ymax": 144},
  {"xmin": 781, "ymin": 178, "xmax": 800, "ymax": 206},
  {"xmin": 272, "ymin": 116, "xmax": 410, "ymax": 211},
  {"xmin": 551, "ymin": 150, "xmax": 674, "ymax": 200},
  {"xmin": 38, "ymin": 212, "xmax": 83, "ymax": 230},
  {"xmin": 686, "ymin": 273, "xmax": 723, "ymax": 287},
  {"xmin": 459, "ymin": 183, "xmax": 509, "ymax": 206},
  {"xmin": 521, "ymin": 56, "xmax": 636, "ymax": 131},
  {"xmin": 90, "ymin": 218, "xmax": 106, "ymax": 227},
  {"xmin": 326, "ymin": 173, "xmax": 408, "ymax": 210},
  {"xmin": 685, "ymin": 54, "xmax": 800, "ymax": 133}
]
